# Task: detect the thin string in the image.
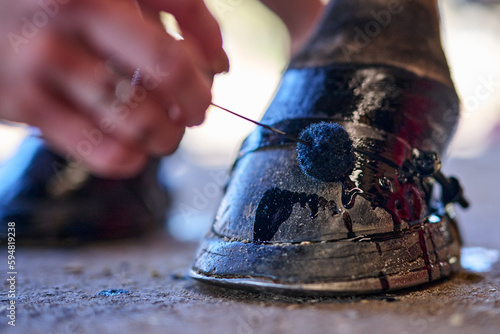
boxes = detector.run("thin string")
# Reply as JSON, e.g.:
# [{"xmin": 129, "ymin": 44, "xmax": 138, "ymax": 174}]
[{"xmin": 210, "ymin": 103, "xmax": 309, "ymax": 145}]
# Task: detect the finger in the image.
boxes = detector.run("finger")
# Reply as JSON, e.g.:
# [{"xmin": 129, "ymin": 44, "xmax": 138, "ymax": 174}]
[
  {"xmin": 118, "ymin": 87, "xmax": 186, "ymax": 155},
  {"xmin": 40, "ymin": 35, "xmax": 185, "ymax": 155},
  {"xmin": 32, "ymin": 92, "xmax": 148, "ymax": 179},
  {"xmin": 140, "ymin": 0, "xmax": 229, "ymax": 74},
  {"xmin": 94, "ymin": 84, "xmax": 186, "ymax": 156},
  {"xmin": 76, "ymin": 0, "xmax": 212, "ymax": 126}
]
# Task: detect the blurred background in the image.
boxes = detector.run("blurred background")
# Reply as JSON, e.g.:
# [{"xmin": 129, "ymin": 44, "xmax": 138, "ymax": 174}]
[{"xmin": 1, "ymin": 0, "xmax": 499, "ymax": 244}]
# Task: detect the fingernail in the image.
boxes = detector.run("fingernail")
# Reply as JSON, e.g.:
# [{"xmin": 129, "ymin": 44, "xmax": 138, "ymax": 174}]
[{"xmin": 211, "ymin": 50, "xmax": 230, "ymax": 74}]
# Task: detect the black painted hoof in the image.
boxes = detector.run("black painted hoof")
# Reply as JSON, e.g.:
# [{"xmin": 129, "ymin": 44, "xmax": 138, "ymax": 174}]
[
  {"xmin": 0, "ymin": 136, "xmax": 168, "ymax": 242},
  {"xmin": 190, "ymin": 64, "xmax": 465, "ymax": 295}
]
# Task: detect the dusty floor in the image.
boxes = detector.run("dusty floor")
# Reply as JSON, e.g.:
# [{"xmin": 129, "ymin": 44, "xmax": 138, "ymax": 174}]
[
  {"xmin": 1, "ymin": 142, "xmax": 500, "ymax": 334},
  {"xmin": 1, "ymin": 236, "xmax": 499, "ymax": 334}
]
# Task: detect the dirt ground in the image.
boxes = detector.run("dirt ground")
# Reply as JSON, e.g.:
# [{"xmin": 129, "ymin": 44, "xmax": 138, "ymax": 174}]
[{"xmin": 1, "ymin": 143, "xmax": 500, "ymax": 334}]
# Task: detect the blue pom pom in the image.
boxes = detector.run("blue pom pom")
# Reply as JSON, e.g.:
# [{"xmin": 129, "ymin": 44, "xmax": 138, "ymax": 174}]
[{"xmin": 296, "ymin": 122, "xmax": 355, "ymax": 182}]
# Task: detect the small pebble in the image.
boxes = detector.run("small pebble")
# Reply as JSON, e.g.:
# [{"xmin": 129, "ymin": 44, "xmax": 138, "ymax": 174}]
[
  {"xmin": 170, "ymin": 272, "xmax": 187, "ymax": 280},
  {"xmin": 101, "ymin": 267, "xmax": 113, "ymax": 276},
  {"xmin": 150, "ymin": 269, "xmax": 161, "ymax": 278},
  {"xmin": 449, "ymin": 313, "xmax": 464, "ymax": 327},
  {"xmin": 286, "ymin": 304, "xmax": 300, "ymax": 311},
  {"xmin": 64, "ymin": 262, "xmax": 84, "ymax": 275}
]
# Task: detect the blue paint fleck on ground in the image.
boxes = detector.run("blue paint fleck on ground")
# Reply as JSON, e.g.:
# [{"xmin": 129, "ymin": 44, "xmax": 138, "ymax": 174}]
[{"xmin": 96, "ymin": 289, "xmax": 130, "ymax": 296}]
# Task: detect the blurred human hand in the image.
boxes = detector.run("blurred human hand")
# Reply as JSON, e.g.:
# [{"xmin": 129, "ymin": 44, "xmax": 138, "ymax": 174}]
[{"xmin": 0, "ymin": 0, "xmax": 228, "ymax": 178}]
